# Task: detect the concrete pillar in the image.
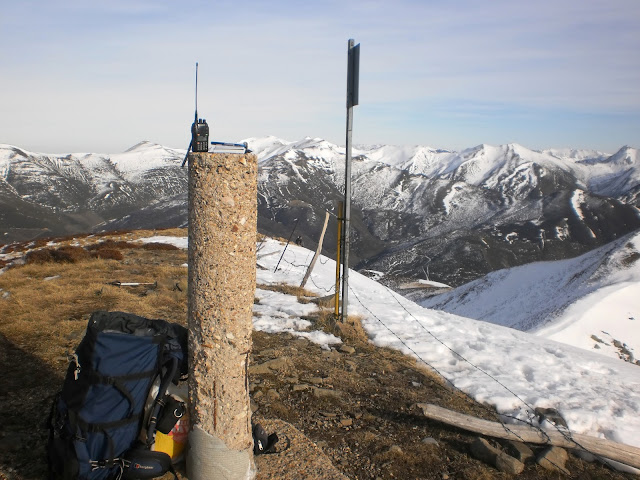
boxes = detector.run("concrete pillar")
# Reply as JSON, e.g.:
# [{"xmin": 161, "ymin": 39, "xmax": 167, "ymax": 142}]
[{"xmin": 186, "ymin": 152, "xmax": 257, "ymax": 480}]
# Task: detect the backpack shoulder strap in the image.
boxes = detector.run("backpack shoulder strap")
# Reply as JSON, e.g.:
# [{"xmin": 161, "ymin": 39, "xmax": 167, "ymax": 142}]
[{"xmin": 145, "ymin": 356, "xmax": 179, "ymax": 447}]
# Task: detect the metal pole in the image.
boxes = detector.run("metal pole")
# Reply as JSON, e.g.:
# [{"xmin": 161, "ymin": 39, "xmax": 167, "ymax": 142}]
[
  {"xmin": 274, "ymin": 217, "xmax": 299, "ymax": 273},
  {"xmin": 342, "ymin": 38, "xmax": 357, "ymax": 322},
  {"xmin": 334, "ymin": 201, "xmax": 343, "ymax": 317}
]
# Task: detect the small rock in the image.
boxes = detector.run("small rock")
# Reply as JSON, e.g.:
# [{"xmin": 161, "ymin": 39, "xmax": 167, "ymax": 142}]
[
  {"xmin": 537, "ymin": 446, "xmax": 570, "ymax": 475},
  {"xmin": 320, "ymin": 411, "xmax": 337, "ymax": 418},
  {"xmin": 265, "ymin": 389, "xmax": 280, "ymax": 401},
  {"xmin": 422, "ymin": 437, "xmax": 439, "ymax": 446},
  {"xmin": 470, "ymin": 437, "xmax": 499, "ymax": 465},
  {"xmin": 388, "ymin": 445, "xmax": 403, "ymax": 455},
  {"xmin": 339, "ymin": 344, "xmax": 356, "ymax": 354},
  {"xmin": 363, "ymin": 413, "xmax": 377, "ymax": 422},
  {"xmin": 503, "ymin": 440, "xmax": 534, "ymax": 463},
  {"xmin": 345, "ymin": 361, "xmax": 357, "ymax": 372},
  {"xmin": 309, "ymin": 377, "xmax": 324, "ymax": 385},
  {"xmin": 470, "ymin": 438, "xmax": 524, "ymax": 474},
  {"xmin": 321, "ymin": 349, "xmax": 342, "ymax": 361},
  {"xmin": 535, "ymin": 407, "xmax": 568, "ymax": 428},
  {"xmin": 340, "ymin": 418, "xmax": 353, "ymax": 427},
  {"xmin": 496, "ymin": 452, "xmax": 525, "ymax": 474},
  {"xmin": 292, "ymin": 384, "xmax": 311, "ymax": 392},
  {"xmin": 248, "ymin": 357, "xmax": 289, "ymax": 375},
  {"xmin": 312, "ymin": 387, "xmax": 342, "ymax": 399},
  {"xmin": 252, "ymin": 390, "xmax": 264, "ymax": 400}
]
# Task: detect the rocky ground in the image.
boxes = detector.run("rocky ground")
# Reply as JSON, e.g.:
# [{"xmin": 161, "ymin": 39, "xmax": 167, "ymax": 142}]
[{"xmin": 244, "ymin": 329, "xmax": 636, "ymax": 480}]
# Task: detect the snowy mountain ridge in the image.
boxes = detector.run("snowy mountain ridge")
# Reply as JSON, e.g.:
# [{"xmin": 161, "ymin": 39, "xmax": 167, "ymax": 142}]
[
  {"xmin": 3, "ymin": 138, "xmax": 636, "ymax": 207},
  {"xmin": 252, "ymin": 136, "xmax": 637, "ymax": 199},
  {"xmin": 1, "ymin": 138, "xmax": 639, "ymax": 289}
]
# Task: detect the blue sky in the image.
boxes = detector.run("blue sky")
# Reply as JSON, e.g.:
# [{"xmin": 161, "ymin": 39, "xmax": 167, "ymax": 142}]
[{"xmin": 1, "ymin": 0, "xmax": 639, "ymax": 153}]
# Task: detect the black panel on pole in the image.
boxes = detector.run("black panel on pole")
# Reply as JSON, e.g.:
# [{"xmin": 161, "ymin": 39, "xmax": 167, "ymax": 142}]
[{"xmin": 347, "ymin": 43, "xmax": 360, "ymax": 108}]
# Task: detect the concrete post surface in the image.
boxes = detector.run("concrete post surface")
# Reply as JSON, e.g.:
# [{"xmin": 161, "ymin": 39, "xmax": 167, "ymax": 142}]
[{"xmin": 187, "ymin": 152, "xmax": 257, "ymax": 478}]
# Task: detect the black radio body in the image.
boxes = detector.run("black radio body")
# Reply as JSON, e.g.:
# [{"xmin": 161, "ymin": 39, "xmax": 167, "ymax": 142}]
[{"xmin": 191, "ymin": 118, "xmax": 209, "ymax": 152}]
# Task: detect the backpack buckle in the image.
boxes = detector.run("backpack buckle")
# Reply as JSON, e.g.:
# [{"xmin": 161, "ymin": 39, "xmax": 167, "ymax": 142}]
[{"xmin": 70, "ymin": 353, "xmax": 81, "ymax": 380}]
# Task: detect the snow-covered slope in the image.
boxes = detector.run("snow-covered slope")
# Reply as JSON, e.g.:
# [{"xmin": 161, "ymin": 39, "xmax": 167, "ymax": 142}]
[{"xmin": 420, "ymin": 230, "xmax": 640, "ymax": 364}]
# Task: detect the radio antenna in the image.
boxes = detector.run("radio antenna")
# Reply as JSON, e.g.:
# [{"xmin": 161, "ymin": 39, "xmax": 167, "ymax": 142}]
[{"xmin": 194, "ymin": 62, "xmax": 198, "ymax": 125}]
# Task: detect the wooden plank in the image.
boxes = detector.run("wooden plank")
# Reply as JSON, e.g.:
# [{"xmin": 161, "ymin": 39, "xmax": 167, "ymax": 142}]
[
  {"xmin": 417, "ymin": 403, "xmax": 640, "ymax": 470},
  {"xmin": 300, "ymin": 211, "xmax": 330, "ymax": 288}
]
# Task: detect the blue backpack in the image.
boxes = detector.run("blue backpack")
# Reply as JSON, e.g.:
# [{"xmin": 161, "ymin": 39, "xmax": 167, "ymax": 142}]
[{"xmin": 47, "ymin": 311, "xmax": 188, "ymax": 480}]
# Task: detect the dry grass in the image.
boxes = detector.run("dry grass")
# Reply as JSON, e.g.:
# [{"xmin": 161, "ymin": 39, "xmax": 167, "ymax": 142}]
[
  {"xmin": 302, "ymin": 306, "xmax": 338, "ymax": 334},
  {"xmin": 142, "ymin": 242, "xmax": 180, "ymax": 251},
  {"xmin": 149, "ymin": 227, "xmax": 188, "ymax": 237},
  {"xmin": 0, "ymin": 247, "xmax": 188, "ymax": 367},
  {"xmin": 25, "ymin": 246, "xmax": 91, "ymax": 264},
  {"xmin": 0, "ymin": 228, "xmax": 188, "ymax": 256},
  {"xmin": 334, "ymin": 314, "xmax": 369, "ymax": 344},
  {"xmin": 257, "ymin": 282, "xmax": 318, "ymax": 302},
  {"xmin": 85, "ymin": 239, "xmax": 139, "ymax": 250},
  {"xmin": 90, "ymin": 248, "xmax": 124, "ymax": 261}
]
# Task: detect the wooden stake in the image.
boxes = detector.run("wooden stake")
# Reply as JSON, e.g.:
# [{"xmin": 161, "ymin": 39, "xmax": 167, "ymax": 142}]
[{"xmin": 300, "ymin": 211, "xmax": 330, "ymax": 288}]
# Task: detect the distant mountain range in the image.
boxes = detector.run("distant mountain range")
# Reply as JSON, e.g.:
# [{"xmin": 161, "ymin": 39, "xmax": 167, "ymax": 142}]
[{"xmin": 1, "ymin": 138, "xmax": 639, "ymax": 287}]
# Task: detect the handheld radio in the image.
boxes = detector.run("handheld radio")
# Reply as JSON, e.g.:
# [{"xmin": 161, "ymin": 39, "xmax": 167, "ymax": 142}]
[
  {"xmin": 191, "ymin": 62, "xmax": 209, "ymax": 152},
  {"xmin": 192, "ymin": 119, "xmax": 209, "ymax": 152}
]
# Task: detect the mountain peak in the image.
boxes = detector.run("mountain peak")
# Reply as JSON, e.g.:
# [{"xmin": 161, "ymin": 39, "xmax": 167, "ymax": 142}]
[
  {"xmin": 607, "ymin": 145, "xmax": 639, "ymax": 167},
  {"xmin": 124, "ymin": 140, "xmax": 160, "ymax": 152}
]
